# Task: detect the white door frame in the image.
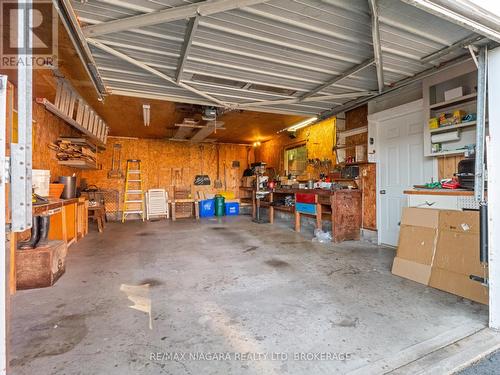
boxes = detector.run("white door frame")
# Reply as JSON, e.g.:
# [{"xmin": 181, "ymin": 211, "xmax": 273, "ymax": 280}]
[{"xmin": 368, "ymin": 99, "xmax": 438, "ymax": 245}]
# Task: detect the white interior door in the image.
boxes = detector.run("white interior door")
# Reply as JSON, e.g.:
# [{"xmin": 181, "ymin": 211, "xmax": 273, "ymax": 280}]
[{"xmin": 373, "ymin": 101, "xmax": 435, "ymax": 246}]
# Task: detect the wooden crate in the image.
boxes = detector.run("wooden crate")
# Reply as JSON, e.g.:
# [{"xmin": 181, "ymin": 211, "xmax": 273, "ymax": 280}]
[{"xmin": 16, "ymin": 240, "xmax": 67, "ymax": 290}]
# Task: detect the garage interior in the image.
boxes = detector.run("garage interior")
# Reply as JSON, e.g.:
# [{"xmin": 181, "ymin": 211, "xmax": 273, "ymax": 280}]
[{"xmin": 2, "ymin": 0, "xmax": 500, "ymax": 374}]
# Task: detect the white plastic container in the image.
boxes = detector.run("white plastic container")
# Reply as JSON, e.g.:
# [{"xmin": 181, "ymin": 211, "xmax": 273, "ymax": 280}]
[{"xmin": 32, "ymin": 169, "xmax": 51, "ymax": 197}]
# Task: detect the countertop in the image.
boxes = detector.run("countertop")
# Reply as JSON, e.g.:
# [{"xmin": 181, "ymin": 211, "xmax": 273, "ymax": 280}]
[{"xmin": 404, "ymin": 189, "xmax": 474, "ymax": 196}]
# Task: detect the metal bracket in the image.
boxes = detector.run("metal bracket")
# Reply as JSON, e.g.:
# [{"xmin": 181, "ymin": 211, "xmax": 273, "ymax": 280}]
[{"xmin": 1, "ymin": 156, "xmax": 10, "ymax": 185}]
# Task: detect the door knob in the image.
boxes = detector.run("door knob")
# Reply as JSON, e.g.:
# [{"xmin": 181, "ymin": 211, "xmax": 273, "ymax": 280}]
[{"xmin": 380, "ymin": 190, "xmax": 386, "ymax": 194}]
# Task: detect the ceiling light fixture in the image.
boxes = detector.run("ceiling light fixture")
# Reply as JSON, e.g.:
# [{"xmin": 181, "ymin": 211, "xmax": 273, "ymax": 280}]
[
  {"xmin": 142, "ymin": 104, "xmax": 150, "ymax": 126},
  {"xmin": 279, "ymin": 116, "xmax": 318, "ymax": 133}
]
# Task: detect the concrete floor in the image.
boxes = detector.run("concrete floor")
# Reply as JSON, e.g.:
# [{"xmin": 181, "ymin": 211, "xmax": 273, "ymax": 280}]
[{"xmin": 10, "ymin": 216, "xmax": 488, "ymax": 375}]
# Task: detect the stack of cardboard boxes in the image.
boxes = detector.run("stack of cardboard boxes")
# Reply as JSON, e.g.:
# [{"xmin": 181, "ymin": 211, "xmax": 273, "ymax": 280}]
[{"xmin": 392, "ymin": 207, "xmax": 488, "ymax": 304}]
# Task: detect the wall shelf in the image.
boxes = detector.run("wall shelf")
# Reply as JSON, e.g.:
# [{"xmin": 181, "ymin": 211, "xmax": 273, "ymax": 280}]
[
  {"xmin": 58, "ymin": 160, "xmax": 99, "ymax": 169},
  {"xmin": 429, "ymin": 149, "xmax": 466, "ymax": 157},
  {"xmin": 429, "ymin": 120, "xmax": 476, "ymax": 134},
  {"xmin": 429, "ymin": 93, "xmax": 477, "ymax": 110}
]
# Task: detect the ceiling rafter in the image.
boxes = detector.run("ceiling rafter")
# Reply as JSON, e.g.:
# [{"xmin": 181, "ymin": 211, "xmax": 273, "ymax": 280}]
[
  {"xmin": 299, "ymin": 58, "xmax": 375, "ymax": 101},
  {"xmin": 368, "ymin": 0, "xmax": 385, "ymax": 93},
  {"xmin": 420, "ymin": 33, "xmax": 485, "ymax": 63},
  {"xmin": 176, "ymin": 16, "xmax": 200, "ymax": 84},
  {"xmin": 87, "ymin": 39, "xmax": 230, "ymax": 107},
  {"xmin": 82, "ymin": 0, "xmax": 270, "ymax": 37},
  {"xmin": 236, "ymin": 91, "xmax": 376, "ymax": 109}
]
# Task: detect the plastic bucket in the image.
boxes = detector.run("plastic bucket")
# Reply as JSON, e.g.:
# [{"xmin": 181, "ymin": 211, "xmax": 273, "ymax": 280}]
[{"xmin": 32, "ymin": 169, "xmax": 50, "ymax": 197}]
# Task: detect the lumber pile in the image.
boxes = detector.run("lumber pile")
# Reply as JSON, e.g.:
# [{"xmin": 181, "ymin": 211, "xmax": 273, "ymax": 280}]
[{"xmin": 49, "ymin": 137, "xmax": 98, "ymax": 169}]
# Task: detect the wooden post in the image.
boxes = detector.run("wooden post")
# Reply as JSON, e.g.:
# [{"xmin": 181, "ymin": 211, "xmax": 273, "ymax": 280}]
[
  {"xmin": 252, "ymin": 189, "xmax": 256, "ymax": 219},
  {"xmin": 269, "ymin": 192, "xmax": 274, "ymax": 224},
  {"xmin": 295, "ymin": 211, "xmax": 301, "ymax": 232},
  {"xmin": 171, "ymin": 202, "xmax": 176, "ymax": 221},
  {"xmin": 315, "ymin": 195, "xmax": 322, "ymax": 230}
]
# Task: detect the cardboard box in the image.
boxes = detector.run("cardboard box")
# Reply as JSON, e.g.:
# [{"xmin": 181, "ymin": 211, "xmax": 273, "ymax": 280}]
[
  {"xmin": 400, "ymin": 207, "xmax": 440, "ymax": 228},
  {"xmin": 444, "ymin": 86, "xmax": 463, "ymax": 101},
  {"xmin": 429, "ymin": 268, "xmax": 488, "ymax": 305},
  {"xmin": 392, "ymin": 208, "xmax": 440, "ymax": 285},
  {"xmin": 396, "ymin": 225, "xmax": 437, "ymax": 265},
  {"xmin": 434, "ymin": 230, "xmax": 482, "ymax": 276},
  {"xmin": 241, "ymin": 176, "xmax": 255, "ymax": 188},
  {"xmin": 392, "ymin": 257, "xmax": 432, "ymax": 285},
  {"xmin": 439, "ymin": 210, "xmax": 479, "ymax": 234}
]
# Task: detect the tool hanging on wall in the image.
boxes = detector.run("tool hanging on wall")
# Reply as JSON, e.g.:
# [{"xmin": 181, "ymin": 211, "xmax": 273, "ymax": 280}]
[
  {"xmin": 108, "ymin": 143, "xmax": 124, "ymax": 179},
  {"xmin": 243, "ymin": 146, "xmax": 253, "ymax": 177},
  {"xmin": 194, "ymin": 145, "xmax": 211, "ymax": 185},
  {"xmin": 214, "ymin": 144, "xmax": 223, "ymax": 188},
  {"xmin": 223, "ymin": 161, "xmax": 227, "ymax": 191}
]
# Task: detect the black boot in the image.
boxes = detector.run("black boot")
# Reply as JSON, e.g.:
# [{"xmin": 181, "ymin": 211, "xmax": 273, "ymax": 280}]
[
  {"xmin": 37, "ymin": 216, "xmax": 50, "ymax": 248},
  {"xmin": 18, "ymin": 216, "xmax": 40, "ymax": 250}
]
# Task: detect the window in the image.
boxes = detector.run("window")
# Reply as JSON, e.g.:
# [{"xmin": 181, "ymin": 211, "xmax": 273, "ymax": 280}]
[{"xmin": 284, "ymin": 145, "xmax": 307, "ymax": 177}]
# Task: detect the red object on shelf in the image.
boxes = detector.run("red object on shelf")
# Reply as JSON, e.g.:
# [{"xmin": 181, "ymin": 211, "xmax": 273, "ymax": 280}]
[
  {"xmin": 442, "ymin": 179, "xmax": 461, "ymax": 189},
  {"xmin": 296, "ymin": 193, "xmax": 316, "ymax": 204}
]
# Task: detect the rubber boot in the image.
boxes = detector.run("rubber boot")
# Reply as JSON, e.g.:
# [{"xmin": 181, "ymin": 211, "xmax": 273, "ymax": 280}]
[
  {"xmin": 18, "ymin": 216, "xmax": 40, "ymax": 250},
  {"xmin": 36, "ymin": 216, "xmax": 50, "ymax": 248}
]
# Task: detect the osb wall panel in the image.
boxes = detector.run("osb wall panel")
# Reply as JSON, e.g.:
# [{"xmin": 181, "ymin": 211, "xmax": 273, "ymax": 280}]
[
  {"xmin": 32, "ymin": 102, "xmax": 81, "ymax": 181},
  {"xmin": 345, "ymin": 105, "xmax": 368, "ymax": 159},
  {"xmin": 80, "ymin": 138, "xmax": 254, "ymax": 210},
  {"xmin": 360, "ymin": 163, "xmax": 377, "ymax": 230},
  {"xmin": 345, "ymin": 104, "xmax": 367, "ymax": 130},
  {"xmin": 257, "ymin": 118, "xmax": 336, "ymax": 176},
  {"xmin": 438, "ymin": 155, "xmax": 465, "ymax": 180}
]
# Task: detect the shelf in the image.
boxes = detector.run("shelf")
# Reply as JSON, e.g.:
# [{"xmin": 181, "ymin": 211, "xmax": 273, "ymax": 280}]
[
  {"xmin": 429, "ymin": 93, "xmax": 477, "ymax": 110},
  {"xmin": 429, "ymin": 120, "xmax": 477, "ymax": 133},
  {"xmin": 58, "ymin": 160, "xmax": 98, "ymax": 169},
  {"xmin": 428, "ymin": 149, "xmax": 467, "ymax": 157},
  {"xmin": 272, "ymin": 205, "xmax": 295, "ymax": 213}
]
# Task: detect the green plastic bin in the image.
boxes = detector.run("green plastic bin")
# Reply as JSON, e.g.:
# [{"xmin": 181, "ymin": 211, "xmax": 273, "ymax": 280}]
[{"xmin": 215, "ymin": 195, "xmax": 225, "ymax": 216}]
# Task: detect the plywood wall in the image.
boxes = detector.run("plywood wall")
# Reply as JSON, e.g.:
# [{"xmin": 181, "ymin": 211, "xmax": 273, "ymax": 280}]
[
  {"xmin": 80, "ymin": 138, "xmax": 254, "ymax": 210},
  {"xmin": 32, "ymin": 102, "xmax": 82, "ymax": 181},
  {"xmin": 257, "ymin": 117, "xmax": 336, "ymax": 176},
  {"xmin": 438, "ymin": 155, "xmax": 465, "ymax": 180}
]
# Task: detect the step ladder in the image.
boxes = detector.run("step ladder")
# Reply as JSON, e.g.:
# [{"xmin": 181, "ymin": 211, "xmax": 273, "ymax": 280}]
[{"xmin": 122, "ymin": 159, "xmax": 145, "ymax": 222}]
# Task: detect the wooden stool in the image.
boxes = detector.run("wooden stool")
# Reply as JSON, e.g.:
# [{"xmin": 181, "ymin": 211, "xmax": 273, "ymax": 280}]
[{"xmin": 88, "ymin": 205, "xmax": 105, "ymax": 232}]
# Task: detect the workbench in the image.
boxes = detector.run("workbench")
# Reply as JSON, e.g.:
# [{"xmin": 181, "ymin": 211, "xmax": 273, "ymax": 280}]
[
  {"xmin": 11, "ymin": 197, "xmax": 89, "ymax": 293},
  {"xmin": 251, "ymin": 187, "xmax": 362, "ymax": 243}
]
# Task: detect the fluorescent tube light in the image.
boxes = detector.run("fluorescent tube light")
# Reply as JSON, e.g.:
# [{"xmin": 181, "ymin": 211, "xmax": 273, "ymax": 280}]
[
  {"xmin": 143, "ymin": 104, "xmax": 150, "ymax": 126},
  {"xmin": 286, "ymin": 116, "xmax": 318, "ymax": 132}
]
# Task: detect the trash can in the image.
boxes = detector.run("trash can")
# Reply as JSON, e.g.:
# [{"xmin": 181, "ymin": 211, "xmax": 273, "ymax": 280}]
[
  {"xmin": 59, "ymin": 176, "xmax": 77, "ymax": 199},
  {"xmin": 215, "ymin": 195, "xmax": 225, "ymax": 217}
]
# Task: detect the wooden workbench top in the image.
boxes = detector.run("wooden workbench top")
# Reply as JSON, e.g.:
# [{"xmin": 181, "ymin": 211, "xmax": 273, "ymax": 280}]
[
  {"xmin": 242, "ymin": 186, "xmax": 360, "ymax": 195},
  {"xmin": 33, "ymin": 197, "xmax": 85, "ymax": 215},
  {"xmin": 404, "ymin": 189, "xmax": 474, "ymax": 196}
]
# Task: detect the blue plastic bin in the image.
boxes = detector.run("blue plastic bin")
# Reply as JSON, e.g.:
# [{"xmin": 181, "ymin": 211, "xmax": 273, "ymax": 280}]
[
  {"xmin": 225, "ymin": 202, "xmax": 240, "ymax": 216},
  {"xmin": 295, "ymin": 202, "xmax": 317, "ymax": 215},
  {"xmin": 199, "ymin": 199, "xmax": 215, "ymax": 217}
]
